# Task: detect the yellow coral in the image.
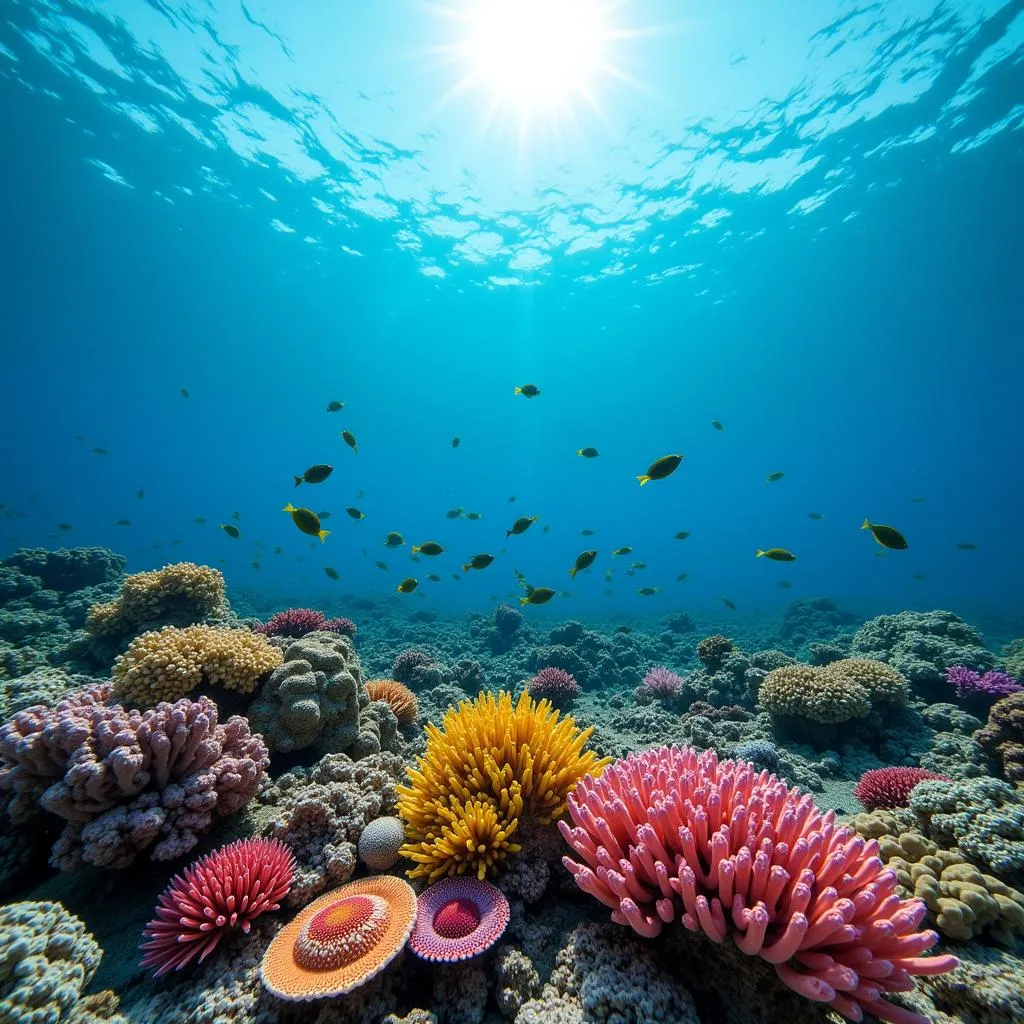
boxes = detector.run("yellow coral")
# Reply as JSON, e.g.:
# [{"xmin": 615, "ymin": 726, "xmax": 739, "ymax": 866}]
[
  {"xmin": 820, "ymin": 657, "xmax": 909, "ymax": 705},
  {"xmin": 111, "ymin": 625, "xmax": 282, "ymax": 707},
  {"xmin": 397, "ymin": 690, "xmax": 610, "ymax": 882},
  {"xmin": 758, "ymin": 664, "xmax": 871, "ymax": 723},
  {"xmin": 86, "ymin": 562, "xmax": 225, "ymax": 636}
]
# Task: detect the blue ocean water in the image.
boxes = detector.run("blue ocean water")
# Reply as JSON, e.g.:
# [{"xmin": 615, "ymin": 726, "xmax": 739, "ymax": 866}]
[{"xmin": 1, "ymin": 0, "xmax": 1022, "ymax": 631}]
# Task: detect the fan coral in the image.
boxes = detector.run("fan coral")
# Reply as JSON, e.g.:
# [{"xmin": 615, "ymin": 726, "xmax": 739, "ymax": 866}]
[
  {"xmin": 392, "ymin": 648, "xmax": 436, "ymax": 683},
  {"xmin": 559, "ymin": 745, "xmax": 958, "ymax": 1024},
  {"xmin": 408, "ymin": 877, "xmax": 510, "ymax": 962},
  {"xmin": 527, "ymin": 667, "xmax": 581, "ymax": 704},
  {"xmin": 853, "ymin": 768, "xmax": 951, "ymax": 811},
  {"xmin": 946, "ymin": 665, "xmax": 1022, "ymax": 700},
  {"xmin": 397, "ymin": 690, "xmax": 610, "ymax": 882},
  {"xmin": 358, "ymin": 816, "xmax": 406, "ymax": 871},
  {"xmin": 112, "ymin": 625, "xmax": 282, "ymax": 707},
  {"xmin": 365, "ymin": 679, "xmax": 419, "ymax": 726},
  {"xmin": 252, "ymin": 608, "xmax": 356, "ymax": 638},
  {"xmin": 641, "ymin": 666, "xmax": 684, "ymax": 698},
  {"xmin": 259, "ymin": 876, "xmax": 417, "ymax": 1000},
  {"xmin": 140, "ymin": 837, "xmax": 294, "ymax": 976},
  {"xmin": 85, "ymin": 561, "xmax": 226, "ymax": 636},
  {"xmin": 494, "ymin": 604, "xmax": 523, "ymax": 636},
  {"xmin": 974, "ymin": 690, "xmax": 1024, "ymax": 782},
  {"xmin": 696, "ymin": 635, "xmax": 734, "ymax": 667},
  {"xmin": 0, "ymin": 684, "xmax": 268, "ymax": 869}
]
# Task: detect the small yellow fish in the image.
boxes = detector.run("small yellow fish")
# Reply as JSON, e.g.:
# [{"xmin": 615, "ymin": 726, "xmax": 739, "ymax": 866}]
[
  {"xmin": 577, "ymin": 447, "xmax": 599, "ymax": 458},
  {"xmin": 674, "ymin": 531, "xmax": 690, "ymax": 540},
  {"xmin": 375, "ymin": 561, "xmax": 389, "ymax": 571},
  {"xmin": 341, "ymin": 430, "xmax": 358, "ymax": 453},
  {"xmin": 345, "ymin": 507, "xmax": 365, "ymax": 520},
  {"xmin": 514, "ymin": 383, "xmax": 541, "ymax": 398},
  {"xmin": 765, "ymin": 471, "xmax": 785, "ymax": 482},
  {"xmin": 711, "ymin": 420, "xmax": 724, "ymax": 431},
  {"xmin": 137, "ymin": 490, "xmax": 144, "ymax": 499},
  {"xmin": 397, "ymin": 577, "xmax": 419, "ymax": 593},
  {"xmin": 861, "ymin": 519, "xmax": 908, "ymax": 550},
  {"xmin": 446, "ymin": 508, "xmax": 464, "ymax": 519},
  {"xmin": 677, "ymin": 573, "xmax": 690, "ymax": 582},
  {"xmin": 194, "ymin": 517, "xmax": 206, "ymax": 524},
  {"xmin": 637, "ymin": 454, "xmax": 683, "ymax": 486},
  {"xmin": 506, "ymin": 516, "xmax": 539, "ymax": 538},
  {"xmin": 808, "ymin": 513, "xmax": 823, "ymax": 520},
  {"xmin": 604, "ymin": 569, "xmax": 614, "ymax": 581},
  {"xmin": 220, "ymin": 524, "xmax": 240, "ymax": 539},
  {"xmin": 327, "ymin": 400, "xmax": 344, "ymax": 412},
  {"xmin": 464, "ymin": 512, "xmax": 482, "ymax": 521},
  {"xmin": 450, "ymin": 437, "xmax": 460, "ymax": 448},
  {"xmin": 631, "ymin": 562, "xmax": 647, "ymax": 570},
  {"xmin": 114, "ymin": 519, "xmax": 131, "ymax": 526},
  {"xmin": 580, "ymin": 529, "xmax": 595, "ymax": 537},
  {"xmin": 427, "ymin": 574, "xmax": 441, "ymax": 582},
  {"xmin": 569, "ymin": 550, "xmax": 597, "ymax": 579},
  {"xmin": 180, "ymin": 388, "xmax": 190, "ymax": 398},
  {"xmin": 778, "ymin": 580, "xmax": 792, "ymax": 589},
  {"xmin": 251, "ymin": 561, "xmax": 260, "ymax": 571},
  {"xmin": 637, "ymin": 587, "xmax": 658, "ymax": 596},
  {"xmin": 323, "ymin": 567, "xmax": 340, "ymax": 580},
  {"xmin": 282, "ymin": 503, "xmax": 329, "ymax": 542},
  {"xmin": 92, "ymin": 447, "xmax": 108, "ymax": 455},
  {"xmin": 756, "ymin": 548, "xmax": 796, "ymax": 562},
  {"xmin": 384, "ymin": 532, "xmax": 405, "ymax": 547},
  {"xmin": 722, "ymin": 597, "xmax": 737, "ymax": 610},
  {"xmin": 412, "ymin": 541, "xmax": 444, "ymax": 556},
  {"xmin": 232, "ymin": 512, "xmax": 241, "ymax": 521},
  {"xmin": 612, "ymin": 547, "xmax": 632, "ymax": 557},
  {"xmin": 463, "ymin": 553, "xmax": 495, "ymax": 573},
  {"xmin": 520, "ymin": 587, "xmax": 556, "ymax": 606},
  {"xmin": 57, "ymin": 523, "xmax": 72, "ymax": 531},
  {"xmin": 294, "ymin": 464, "xmax": 333, "ymax": 486},
  {"xmin": 956, "ymin": 542, "xmax": 978, "ymax": 550}
]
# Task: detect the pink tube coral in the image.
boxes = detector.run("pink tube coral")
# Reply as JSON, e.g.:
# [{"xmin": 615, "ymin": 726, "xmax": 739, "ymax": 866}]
[
  {"xmin": 558, "ymin": 745, "xmax": 957, "ymax": 1024},
  {"xmin": 0, "ymin": 684, "xmax": 268, "ymax": 870}
]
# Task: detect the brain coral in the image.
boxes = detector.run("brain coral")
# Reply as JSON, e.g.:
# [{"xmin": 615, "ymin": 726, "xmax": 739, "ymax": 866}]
[
  {"xmin": 559, "ymin": 745, "xmax": 958, "ymax": 1023},
  {"xmin": 86, "ymin": 561, "xmax": 227, "ymax": 637},
  {"xmin": 758, "ymin": 664, "xmax": 870, "ymax": 723},
  {"xmin": 0, "ymin": 901, "xmax": 103, "ymax": 1024},
  {"xmin": 111, "ymin": 624, "xmax": 281, "ymax": 707},
  {"xmin": 247, "ymin": 631, "xmax": 370, "ymax": 755},
  {"xmin": 850, "ymin": 610, "xmax": 995, "ymax": 686},
  {"xmin": 397, "ymin": 690, "xmax": 610, "ymax": 882},
  {"xmin": 358, "ymin": 816, "xmax": 406, "ymax": 871}
]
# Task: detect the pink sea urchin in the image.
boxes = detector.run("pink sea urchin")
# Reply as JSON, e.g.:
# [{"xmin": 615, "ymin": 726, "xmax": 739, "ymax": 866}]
[
  {"xmin": 140, "ymin": 837, "xmax": 295, "ymax": 976},
  {"xmin": 408, "ymin": 877, "xmax": 510, "ymax": 962},
  {"xmin": 559, "ymin": 745, "xmax": 958, "ymax": 1024},
  {"xmin": 853, "ymin": 767, "xmax": 951, "ymax": 811}
]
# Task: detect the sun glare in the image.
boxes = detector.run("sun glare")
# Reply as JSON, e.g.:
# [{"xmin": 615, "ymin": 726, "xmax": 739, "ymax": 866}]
[{"xmin": 437, "ymin": 0, "xmax": 631, "ymax": 134}]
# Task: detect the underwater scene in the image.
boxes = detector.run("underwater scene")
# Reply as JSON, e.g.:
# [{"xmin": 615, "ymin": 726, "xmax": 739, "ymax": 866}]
[{"xmin": 1, "ymin": 1, "xmax": 1023, "ymax": 1023}]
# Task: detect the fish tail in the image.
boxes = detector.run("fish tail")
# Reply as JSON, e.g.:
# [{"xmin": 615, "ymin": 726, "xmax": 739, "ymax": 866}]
[
  {"xmin": 756, "ymin": 549, "xmax": 765, "ymax": 558},
  {"xmin": 569, "ymin": 567, "xmax": 577, "ymax": 579},
  {"xmin": 637, "ymin": 475, "xmax": 650, "ymax": 486},
  {"xmin": 519, "ymin": 597, "xmax": 529, "ymax": 606},
  {"xmin": 319, "ymin": 530, "xmax": 330, "ymax": 543},
  {"xmin": 514, "ymin": 387, "xmax": 522, "ymax": 395},
  {"xmin": 294, "ymin": 477, "xmax": 302, "ymax": 487},
  {"xmin": 861, "ymin": 518, "xmax": 871, "ymax": 530},
  {"xmin": 463, "ymin": 564, "xmax": 470, "ymax": 574},
  {"xmin": 576, "ymin": 450, "xmax": 583, "ymax": 456},
  {"xmin": 505, "ymin": 530, "xmax": 512, "ymax": 539},
  {"xmin": 282, "ymin": 503, "xmax": 295, "ymax": 512},
  {"xmin": 412, "ymin": 546, "xmax": 421, "ymax": 555}
]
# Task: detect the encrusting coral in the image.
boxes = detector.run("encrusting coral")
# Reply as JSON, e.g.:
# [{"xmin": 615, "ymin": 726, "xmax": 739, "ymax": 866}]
[
  {"xmin": 397, "ymin": 690, "xmax": 610, "ymax": 882},
  {"xmin": 0, "ymin": 683, "xmax": 268, "ymax": 869},
  {"xmin": 559, "ymin": 745, "xmax": 958, "ymax": 1024},
  {"xmin": 973, "ymin": 690, "xmax": 1024, "ymax": 782},
  {"xmin": 0, "ymin": 901, "xmax": 103, "ymax": 1023},
  {"xmin": 111, "ymin": 624, "xmax": 281, "ymax": 707}
]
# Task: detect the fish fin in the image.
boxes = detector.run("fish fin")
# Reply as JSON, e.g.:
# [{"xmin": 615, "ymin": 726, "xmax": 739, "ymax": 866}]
[
  {"xmin": 569, "ymin": 568, "xmax": 577, "ymax": 579},
  {"xmin": 463, "ymin": 564, "xmax": 470, "ymax": 574},
  {"xmin": 319, "ymin": 530, "xmax": 330, "ymax": 542},
  {"xmin": 283, "ymin": 503, "xmax": 295, "ymax": 512},
  {"xmin": 294, "ymin": 477, "xmax": 302, "ymax": 487},
  {"xmin": 637, "ymin": 475, "xmax": 650, "ymax": 486},
  {"xmin": 756, "ymin": 549, "xmax": 765, "ymax": 558},
  {"xmin": 861, "ymin": 519, "xmax": 871, "ymax": 530}
]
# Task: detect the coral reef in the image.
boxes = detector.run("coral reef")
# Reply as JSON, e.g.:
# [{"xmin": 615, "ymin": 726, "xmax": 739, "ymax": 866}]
[
  {"xmin": 695, "ymin": 634, "xmax": 734, "ymax": 668},
  {"xmin": 974, "ymin": 690, "xmax": 1024, "ymax": 782},
  {"xmin": 111, "ymin": 624, "xmax": 281, "ymax": 707},
  {"xmin": 526, "ymin": 667, "xmax": 581, "ymax": 705},
  {"xmin": 639, "ymin": 665, "xmax": 684, "ymax": 699},
  {"xmin": 397, "ymin": 691, "xmax": 610, "ymax": 882},
  {"xmin": 253, "ymin": 751, "xmax": 406, "ymax": 905},
  {"xmin": 494, "ymin": 604, "xmax": 522, "ymax": 637},
  {"xmin": 0, "ymin": 901, "xmax": 104, "ymax": 1024},
  {"xmin": 779, "ymin": 597, "xmax": 858, "ymax": 648},
  {"xmin": 854, "ymin": 767, "xmax": 951, "ymax": 811},
  {"xmin": 850, "ymin": 610, "xmax": 995, "ymax": 689},
  {"xmin": 1002, "ymin": 638, "xmax": 1024, "ymax": 679},
  {"xmin": 140, "ymin": 837, "xmax": 294, "ymax": 975},
  {"xmin": 252, "ymin": 608, "xmax": 356, "ymax": 638},
  {"xmin": 0, "ymin": 683, "xmax": 268, "ymax": 869},
  {"xmin": 560, "ymin": 745, "xmax": 957, "ymax": 1022},
  {"xmin": 947, "ymin": 665, "xmax": 1021, "ymax": 700},
  {"xmin": 248, "ymin": 631, "xmax": 375, "ymax": 755}
]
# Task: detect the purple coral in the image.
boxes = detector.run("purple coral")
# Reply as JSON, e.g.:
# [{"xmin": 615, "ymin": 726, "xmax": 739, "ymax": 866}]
[
  {"xmin": 253, "ymin": 608, "xmax": 355, "ymax": 638},
  {"xmin": 494, "ymin": 603, "xmax": 523, "ymax": 637},
  {"xmin": 641, "ymin": 665, "xmax": 684, "ymax": 698},
  {"xmin": 528, "ymin": 667, "xmax": 581, "ymax": 704},
  {"xmin": 392, "ymin": 648, "xmax": 436, "ymax": 683},
  {"xmin": 946, "ymin": 665, "xmax": 1022, "ymax": 700},
  {"xmin": 0, "ymin": 684, "xmax": 268, "ymax": 870}
]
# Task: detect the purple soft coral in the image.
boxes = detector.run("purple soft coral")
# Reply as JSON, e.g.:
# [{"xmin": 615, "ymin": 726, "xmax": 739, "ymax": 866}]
[
  {"xmin": 641, "ymin": 665, "xmax": 684, "ymax": 698},
  {"xmin": 946, "ymin": 665, "xmax": 1022, "ymax": 699}
]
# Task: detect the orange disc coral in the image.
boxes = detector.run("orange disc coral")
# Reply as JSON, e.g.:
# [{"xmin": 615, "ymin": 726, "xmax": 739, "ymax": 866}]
[
  {"xmin": 364, "ymin": 679, "xmax": 419, "ymax": 726},
  {"xmin": 260, "ymin": 876, "xmax": 416, "ymax": 1000}
]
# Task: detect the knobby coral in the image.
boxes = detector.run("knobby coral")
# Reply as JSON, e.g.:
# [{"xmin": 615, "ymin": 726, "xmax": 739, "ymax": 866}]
[
  {"xmin": 111, "ymin": 624, "xmax": 281, "ymax": 707},
  {"xmin": 0, "ymin": 684, "xmax": 268, "ymax": 869},
  {"xmin": 140, "ymin": 837, "xmax": 294, "ymax": 975},
  {"xmin": 559, "ymin": 745, "xmax": 958, "ymax": 1024},
  {"xmin": 397, "ymin": 690, "xmax": 610, "ymax": 882}
]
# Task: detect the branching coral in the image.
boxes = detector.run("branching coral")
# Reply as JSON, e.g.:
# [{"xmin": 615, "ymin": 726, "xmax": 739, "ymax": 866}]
[
  {"xmin": 111, "ymin": 624, "xmax": 281, "ymax": 707},
  {"xmin": 397, "ymin": 690, "xmax": 609, "ymax": 882}
]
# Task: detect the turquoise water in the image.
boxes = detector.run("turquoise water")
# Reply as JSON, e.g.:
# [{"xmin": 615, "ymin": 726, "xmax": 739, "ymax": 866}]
[{"xmin": 2, "ymin": 0, "xmax": 1022, "ymax": 623}]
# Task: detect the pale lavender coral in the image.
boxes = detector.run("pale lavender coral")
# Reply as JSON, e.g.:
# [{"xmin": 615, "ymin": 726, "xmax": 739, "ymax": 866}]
[
  {"xmin": 0, "ymin": 684, "xmax": 267, "ymax": 869},
  {"xmin": 641, "ymin": 665, "xmax": 684, "ymax": 698},
  {"xmin": 527, "ymin": 666, "xmax": 581, "ymax": 703},
  {"xmin": 947, "ymin": 665, "xmax": 1022, "ymax": 700}
]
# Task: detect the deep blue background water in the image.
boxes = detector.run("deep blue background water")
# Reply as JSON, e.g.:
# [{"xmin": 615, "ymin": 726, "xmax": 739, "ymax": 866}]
[{"xmin": 1, "ymin": 1, "xmax": 1022, "ymax": 630}]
